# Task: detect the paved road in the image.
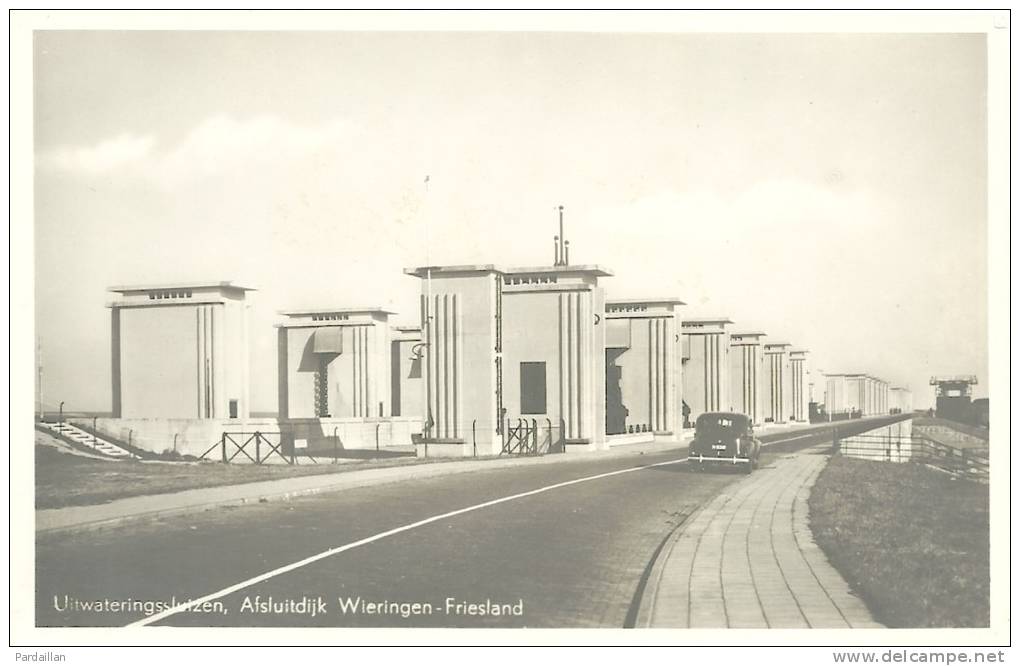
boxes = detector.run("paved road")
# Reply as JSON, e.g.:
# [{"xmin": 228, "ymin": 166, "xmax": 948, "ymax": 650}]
[{"xmin": 36, "ymin": 417, "xmax": 900, "ymax": 628}]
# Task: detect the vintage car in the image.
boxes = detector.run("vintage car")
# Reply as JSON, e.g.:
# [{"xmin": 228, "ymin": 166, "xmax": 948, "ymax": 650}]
[{"xmin": 688, "ymin": 411, "xmax": 761, "ymax": 473}]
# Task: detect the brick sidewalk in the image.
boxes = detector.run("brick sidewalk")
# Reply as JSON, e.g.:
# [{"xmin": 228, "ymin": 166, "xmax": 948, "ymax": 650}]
[{"xmin": 640, "ymin": 447, "xmax": 883, "ymax": 628}]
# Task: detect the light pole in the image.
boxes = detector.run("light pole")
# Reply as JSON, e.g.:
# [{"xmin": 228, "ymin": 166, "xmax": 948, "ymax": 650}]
[{"xmin": 58, "ymin": 401, "xmax": 65, "ymax": 426}]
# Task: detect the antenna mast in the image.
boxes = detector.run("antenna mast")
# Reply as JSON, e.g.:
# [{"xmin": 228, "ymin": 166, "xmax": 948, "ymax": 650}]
[{"xmin": 554, "ymin": 205, "xmax": 568, "ymax": 266}]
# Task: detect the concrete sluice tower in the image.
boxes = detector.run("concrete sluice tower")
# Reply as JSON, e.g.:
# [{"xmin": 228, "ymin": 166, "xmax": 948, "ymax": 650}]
[
  {"xmin": 604, "ymin": 299, "xmax": 684, "ymax": 441},
  {"xmin": 729, "ymin": 332, "xmax": 766, "ymax": 425},
  {"xmin": 681, "ymin": 318, "xmax": 733, "ymax": 427},
  {"xmin": 404, "ymin": 263, "xmax": 612, "ymax": 457},
  {"xmin": 789, "ymin": 350, "xmax": 810, "ymax": 423},
  {"xmin": 763, "ymin": 342, "xmax": 792, "ymax": 424}
]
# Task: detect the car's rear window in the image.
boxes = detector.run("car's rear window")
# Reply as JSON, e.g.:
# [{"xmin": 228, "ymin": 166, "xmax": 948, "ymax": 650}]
[{"xmin": 696, "ymin": 414, "xmax": 748, "ymax": 432}]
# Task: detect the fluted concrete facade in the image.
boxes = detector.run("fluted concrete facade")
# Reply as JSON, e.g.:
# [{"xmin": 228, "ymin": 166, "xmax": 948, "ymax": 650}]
[
  {"xmin": 277, "ymin": 308, "xmax": 392, "ymax": 420},
  {"xmin": 605, "ymin": 299, "xmax": 684, "ymax": 439},
  {"xmin": 889, "ymin": 386, "xmax": 912, "ymax": 414},
  {"xmin": 729, "ymin": 332, "xmax": 766, "ymax": 425},
  {"xmin": 825, "ymin": 372, "xmax": 894, "ymax": 417},
  {"xmin": 789, "ymin": 350, "xmax": 809, "ymax": 422},
  {"xmin": 763, "ymin": 342, "xmax": 792, "ymax": 424},
  {"xmin": 405, "ymin": 263, "xmax": 611, "ymax": 456},
  {"xmin": 681, "ymin": 318, "xmax": 732, "ymax": 427},
  {"xmin": 109, "ymin": 281, "xmax": 254, "ymax": 420}
]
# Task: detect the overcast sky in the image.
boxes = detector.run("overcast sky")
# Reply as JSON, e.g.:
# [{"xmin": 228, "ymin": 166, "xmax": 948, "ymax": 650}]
[{"xmin": 33, "ymin": 31, "xmax": 988, "ymax": 412}]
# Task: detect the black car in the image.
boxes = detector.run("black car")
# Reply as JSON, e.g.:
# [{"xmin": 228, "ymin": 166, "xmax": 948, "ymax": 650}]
[{"xmin": 688, "ymin": 411, "xmax": 761, "ymax": 473}]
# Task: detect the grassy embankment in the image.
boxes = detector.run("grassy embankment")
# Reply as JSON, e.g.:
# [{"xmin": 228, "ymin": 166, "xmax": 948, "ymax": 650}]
[
  {"xmin": 809, "ymin": 455, "xmax": 989, "ymax": 627},
  {"xmin": 35, "ymin": 444, "xmax": 424, "ymax": 509}
]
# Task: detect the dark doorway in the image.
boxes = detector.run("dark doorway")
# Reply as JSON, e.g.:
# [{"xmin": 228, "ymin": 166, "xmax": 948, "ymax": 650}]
[
  {"xmin": 606, "ymin": 349, "xmax": 628, "ymax": 435},
  {"xmin": 520, "ymin": 362, "xmax": 547, "ymax": 415}
]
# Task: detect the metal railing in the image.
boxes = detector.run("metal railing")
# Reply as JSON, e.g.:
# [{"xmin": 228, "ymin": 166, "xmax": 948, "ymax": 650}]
[
  {"xmin": 199, "ymin": 431, "xmax": 306, "ymax": 465},
  {"xmin": 501, "ymin": 418, "xmax": 565, "ymax": 456},
  {"xmin": 836, "ymin": 433, "xmax": 988, "ymax": 482}
]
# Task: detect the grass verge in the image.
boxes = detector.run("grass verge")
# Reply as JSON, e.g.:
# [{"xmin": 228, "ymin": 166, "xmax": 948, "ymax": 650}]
[
  {"xmin": 35, "ymin": 445, "xmax": 428, "ymax": 509},
  {"xmin": 809, "ymin": 455, "xmax": 989, "ymax": 627}
]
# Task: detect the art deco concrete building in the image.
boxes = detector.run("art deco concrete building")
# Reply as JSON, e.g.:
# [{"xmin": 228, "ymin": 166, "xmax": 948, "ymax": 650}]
[
  {"xmin": 109, "ymin": 281, "xmax": 254, "ymax": 420},
  {"xmin": 681, "ymin": 318, "xmax": 733, "ymax": 426},
  {"xmin": 729, "ymin": 331, "xmax": 766, "ymax": 424},
  {"xmin": 825, "ymin": 372, "xmax": 892, "ymax": 418},
  {"xmin": 404, "ymin": 263, "xmax": 611, "ymax": 456},
  {"xmin": 889, "ymin": 386, "xmax": 913, "ymax": 414},
  {"xmin": 276, "ymin": 308, "xmax": 393, "ymax": 420},
  {"xmin": 763, "ymin": 342, "xmax": 792, "ymax": 424},
  {"xmin": 604, "ymin": 298, "xmax": 684, "ymax": 440},
  {"xmin": 824, "ymin": 373, "xmax": 852, "ymax": 418},
  {"xmin": 789, "ymin": 349, "xmax": 810, "ymax": 422}
]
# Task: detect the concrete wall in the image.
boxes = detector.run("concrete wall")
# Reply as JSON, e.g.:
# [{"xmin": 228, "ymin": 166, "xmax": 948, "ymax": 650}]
[
  {"xmin": 825, "ymin": 375, "xmax": 851, "ymax": 416},
  {"xmin": 78, "ymin": 415, "xmax": 423, "ymax": 460},
  {"xmin": 391, "ymin": 335, "xmax": 424, "ymax": 418},
  {"xmin": 117, "ymin": 305, "xmax": 201, "ymax": 419},
  {"xmin": 502, "ymin": 291, "xmax": 563, "ymax": 424},
  {"xmin": 605, "ymin": 306, "xmax": 680, "ymax": 437},
  {"xmin": 407, "ymin": 265, "xmax": 611, "ymax": 457},
  {"xmin": 682, "ymin": 323, "xmax": 731, "ymax": 426},
  {"xmin": 730, "ymin": 336, "xmax": 765, "ymax": 424},
  {"xmin": 280, "ymin": 326, "xmax": 316, "ymax": 418},
  {"xmin": 789, "ymin": 352, "xmax": 809, "ymax": 422},
  {"xmin": 277, "ymin": 312, "xmax": 392, "ymax": 420},
  {"xmin": 80, "ymin": 416, "xmax": 243, "ymax": 458},
  {"xmin": 841, "ymin": 419, "xmax": 913, "ymax": 463},
  {"xmin": 417, "ymin": 269, "xmax": 500, "ymax": 456},
  {"xmin": 889, "ymin": 388, "xmax": 913, "ymax": 414},
  {"xmin": 280, "ymin": 416, "xmax": 421, "ymax": 455},
  {"xmin": 110, "ymin": 284, "xmax": 252, "ymax": 421},
  {"xmin": 763, "ymin": 345, "xmax": 791, "ymax": 424},
  {"xmin": 502, "ymin": 280, "xmax": 607, "ymax": 450},
  {"xmin": 847, "ymin": 376, "xmax": 866, "ymax": 414},
  {"xmin": 606, "ymin": 319, "xmax": 650, "ymax": 434}
]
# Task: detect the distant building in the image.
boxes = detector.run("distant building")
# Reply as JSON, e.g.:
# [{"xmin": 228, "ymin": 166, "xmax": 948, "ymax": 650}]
[
  {"xmin": 763, "ymin": 342, "xmax": 792, "ymax": 423},
  {"xmin": 823, "ymin": 373, "xmax": 852, "ymax": 419},
  {"xmin": 930, "ymin": 375, "xmax": 978, "ymax": 423},
  {"xmin": 789, "ymin": 350, "xmax": 810, "ymax": 422},
  {"xmin": 108, "ymin": 281, "xmax": 254, "ymax": 419},
  {"xmin": 889, "ymin": 386, "xmax": 913, "ymax": 414}
]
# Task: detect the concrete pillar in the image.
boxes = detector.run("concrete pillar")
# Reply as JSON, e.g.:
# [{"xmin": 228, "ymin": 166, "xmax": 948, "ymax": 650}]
[
  {"xmin": 405, "ymin": 266, "xmax": 500, "ymax": 456},
  {"xmin": 763, "ymin": 342, "xmax": 791, "ymax": 424},
  {"xmin": 789, "ymin": 350, "xmax": 809, "ymax": 422},
  {"xmin": 729, "ymin": 332, "xmax": 765, "ymax": 424}
]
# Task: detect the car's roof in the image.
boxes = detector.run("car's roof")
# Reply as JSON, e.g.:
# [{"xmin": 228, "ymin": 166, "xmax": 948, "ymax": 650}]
[{"xmin": 695, "ymin": 412, "xmax": 750, "ymax": 425}]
